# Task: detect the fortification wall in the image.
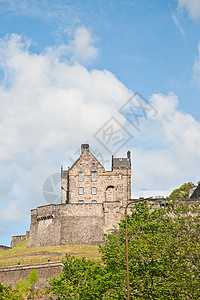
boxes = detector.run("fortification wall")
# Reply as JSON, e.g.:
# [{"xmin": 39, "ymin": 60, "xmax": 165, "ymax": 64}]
[
  {"xmin": 27, "ymin": 203, "xmax": 106, "ymax": 247},
  {"xmin": 0, "ymin": 245, "xmax": 10, "ymax": 251},
  {"xmin": 11, "ymin": 235, "xmax": 26, "ymax": 248},
  {"xmin": 60, "ymin": 203, "xmax": 105, "ymax": 245},
  {"xmin": 27, "ymin": 204, "xmax": 62, "ymax": 248},
  {"xmin": 11, "ymin": 231, "xmax": 29, "ymax": 248},
  {"xmin": 0, "ymin": 261, "xmax": 63, "ymax": 288}
]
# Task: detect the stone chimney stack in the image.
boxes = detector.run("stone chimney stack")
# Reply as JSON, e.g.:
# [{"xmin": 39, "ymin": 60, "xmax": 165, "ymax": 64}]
[
  {"xmin": 61, "ymin": 165, "xmax": 63, "ymax": 177},
  {"xmin": 81, "ymin": 144, "xmax": 89, "ymax": 154}
]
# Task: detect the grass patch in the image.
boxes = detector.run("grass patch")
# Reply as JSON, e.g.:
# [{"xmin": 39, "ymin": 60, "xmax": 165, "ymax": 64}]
[{"xmin": 0, "ymin": 242, "xmax": 101, "ymax": 267}]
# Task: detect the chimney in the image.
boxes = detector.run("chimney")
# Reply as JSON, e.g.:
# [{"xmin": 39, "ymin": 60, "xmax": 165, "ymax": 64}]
[
  {"xmin": 111, "ymin": 155, "xmax": 114, "ymax": 170},
  {"xmin": 61, "ymin": 165, "xmax": 63, "ymax": 178},
  {"xmin": 81, "ymin": 144, "xmax": 89, "ymax": 154},
  {"xmin": 127, "ymin": 150, "xmax": 131, "ymax": 160}
]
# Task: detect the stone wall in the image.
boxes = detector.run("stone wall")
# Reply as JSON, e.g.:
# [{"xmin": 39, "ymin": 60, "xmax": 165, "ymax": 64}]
[
  {"xmin": 11, "ymin": 231, "xmax": 29, "ymax": 248},
  {"xmin": 103, "ymin": 201, "xmax": 124, "ymax": 232},
  {"xmin": 27, "ymin": 203, "xmax": 109, "ymax": 247},
  {"xmin": 11, "ymin": 235, "xmax": 26, "ymax": 248},
  {"xmin": 0, "ymin": 245, "xmax": 10, "ymax": 251},
  {"xmin": 0, "ymin": 261, "xmax": 63, "ymax": 288}
]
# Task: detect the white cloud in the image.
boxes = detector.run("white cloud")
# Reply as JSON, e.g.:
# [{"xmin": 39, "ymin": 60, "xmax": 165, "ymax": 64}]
[
  {"xmin": 132, "ymin": 92, "xmax": 200, "ymax": 197},
  {"xmin": 70, "ymin": 26, "xmax": 98, "ymax": 64},
  {"xmin": 151, "ymin": 93, "xmax": 200, "ymax": 169},
  {"xmin": 0, "ymin": 200, "xmax": 25, "ymax": 223},
  {"xmin": 177, "ymin": 0, "xmax": 200, "ymax": 20},
  {"xmin": 193, "ymin": 42, "xmax": 200, "ymax": 87},
  {"xmin": 172, "ymin": 14, "xmax": 185, "ymax": 34},
  {"xmin": 47, "ymin": 26, "xmax": 98, "ymax": 65}
]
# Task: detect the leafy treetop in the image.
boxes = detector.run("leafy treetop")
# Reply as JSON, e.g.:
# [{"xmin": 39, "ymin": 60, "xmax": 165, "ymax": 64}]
[{"xmin": 167, "ymin": 182, "xmax": 196, "ymax": 200}]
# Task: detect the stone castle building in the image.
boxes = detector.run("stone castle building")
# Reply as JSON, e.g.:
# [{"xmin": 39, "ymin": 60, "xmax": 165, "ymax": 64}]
[{"xmin": 27, "ymin": 144, "xmax": 131, "ymax": 247}]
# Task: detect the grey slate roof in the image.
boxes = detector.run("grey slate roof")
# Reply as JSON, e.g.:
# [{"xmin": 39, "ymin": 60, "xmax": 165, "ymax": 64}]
[
  {"xmin": 112, "ymin": 157, "xmax": 131, "ymax": 168},
  {"xmin": 190, "ymin": 182, "xmax": 200, "ymax": 199}
]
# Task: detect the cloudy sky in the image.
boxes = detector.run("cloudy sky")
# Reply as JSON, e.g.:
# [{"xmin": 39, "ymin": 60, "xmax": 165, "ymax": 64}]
[{"xmin": 0, "ymin": 0, "xmax": 200, "ymax": 246}]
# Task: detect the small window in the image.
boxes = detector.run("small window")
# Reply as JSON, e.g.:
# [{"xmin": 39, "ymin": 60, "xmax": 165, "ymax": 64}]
[
  {"xmin": 119, "ymin": 186, "xmax": 122, "ymax": 193},
  {"xmin": 108, "ymin": 176, "xmax": 111, "ymax": 180},
  {"xmin": 79, "ymin": 200, "xmax": 84, "ymax": 204},
  {"xmin": 92, "ymin": 163, "xmax": 95, "ymax": 167},
  {"xmin": 79, "ymin": 187, "xmax": 84, "ymax": 195},
  {"xmin": 92, "ymin": 200, "xmax": 97, "ymax": 204},
  {"xmin": 79, "ymin": 172, "xmax": 83, "ymax": 181},
  {"xmin": 119, "ymin": 174, "xmax": 122, "ymax": 180},
  {"xmin": 91, "ymin": 172, "xmax": 96, "ymax": 182},
  {"xmin": 92, "ymin": 187, "xmax": 96, "ymax": 195}
]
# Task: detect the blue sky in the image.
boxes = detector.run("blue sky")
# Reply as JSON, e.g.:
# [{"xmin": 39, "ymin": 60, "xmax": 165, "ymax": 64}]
[{"xmin": 0, "ymin": 0, "xmax": 200, "ymax": 246}]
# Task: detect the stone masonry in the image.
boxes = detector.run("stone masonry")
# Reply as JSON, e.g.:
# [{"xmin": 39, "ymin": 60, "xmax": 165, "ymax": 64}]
[
  {"xmin": 0, "ymin": 261, "xmax": 63, "ymax": 287},
  {"xmin": 11, "ymin": 231, "xmax": 29, "ymax": 248},
  {"xmin": 61, "ymin": 144, "xmax": 131, "ymax": 206},
  {"xmin": 27, "ymin": 144, "xmax": 131, "ymax": 247}
]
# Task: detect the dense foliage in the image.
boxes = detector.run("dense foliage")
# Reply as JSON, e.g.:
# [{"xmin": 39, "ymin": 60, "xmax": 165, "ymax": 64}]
[
  {"xmin": 167, "ymin": 182, "xmax": 196, "ymax": 200},
  {"xmin": 48, "ymin": 255, "xmax": 119, "ymax": 299},
  {"xmin": 0, "ymin": 282, "xmax": 18, "ymax": 300},
  {"xmin": 48, "ymin": 201, "xmax": 200, "ymax": 299}
]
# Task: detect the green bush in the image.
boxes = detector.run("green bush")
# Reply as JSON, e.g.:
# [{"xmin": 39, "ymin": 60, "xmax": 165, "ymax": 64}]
[
  {"xmin": 0, "ymin": 282, "xmax": 19, "ymax": 300},
  {"xmin": 28, "ymin": 268, "xmax": 38, "ymax": 284}
]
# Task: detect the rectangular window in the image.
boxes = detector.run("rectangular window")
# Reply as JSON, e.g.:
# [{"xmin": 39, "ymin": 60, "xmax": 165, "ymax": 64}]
[
  {"xmin": 119, "ymin": 186, "xmax": 122, "ymax": 193},
  {"xmin": 79, "ymin": 200, "xmax": 84, "ymax": 204},
  {"xmin": 79, "ymin": 187, "xmax": 83, "ymax": 195},
  {"xmin": 119, "ymin": 174, "xmax": 122, "ymax": 180},
  {"xmin": 92, "ymin": 187, "xmax": 96, "ymax": 195},
  {"xmin": 92, "ymin": 200, "xmax": 97, "ymax": 204},
  {"xmin": 91, "ymin": 172, "xmax": 96, "ymax": 182},
  {"xmin": 79, "ymin": 172, "xmax": 83, "ymax": 181}
]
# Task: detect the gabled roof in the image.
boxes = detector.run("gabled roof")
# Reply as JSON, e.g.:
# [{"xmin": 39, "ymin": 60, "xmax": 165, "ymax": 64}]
[{"xmin": 69, "ymin": 144, "xmax": 105, "ymax": 171}]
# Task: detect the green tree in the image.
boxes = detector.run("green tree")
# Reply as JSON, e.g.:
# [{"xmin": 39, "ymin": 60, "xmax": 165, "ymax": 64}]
[
  {"xmin": 167, "ymin": 182, "xmax": 196, "ymax": 200},
  {"xmin": 48, "ymin": 201, "xmax": 200, "ymax": 299},
  {"xmin": 100, "ymin": 201, "xmax": 200, "ymax": 299},
  {"xmin": 47, "ymin": 255, "xmax": 122, "ymax": 299},
  {"xmin": 28, "ymin": 268, "xmax": 38, "ymax": 285}
]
